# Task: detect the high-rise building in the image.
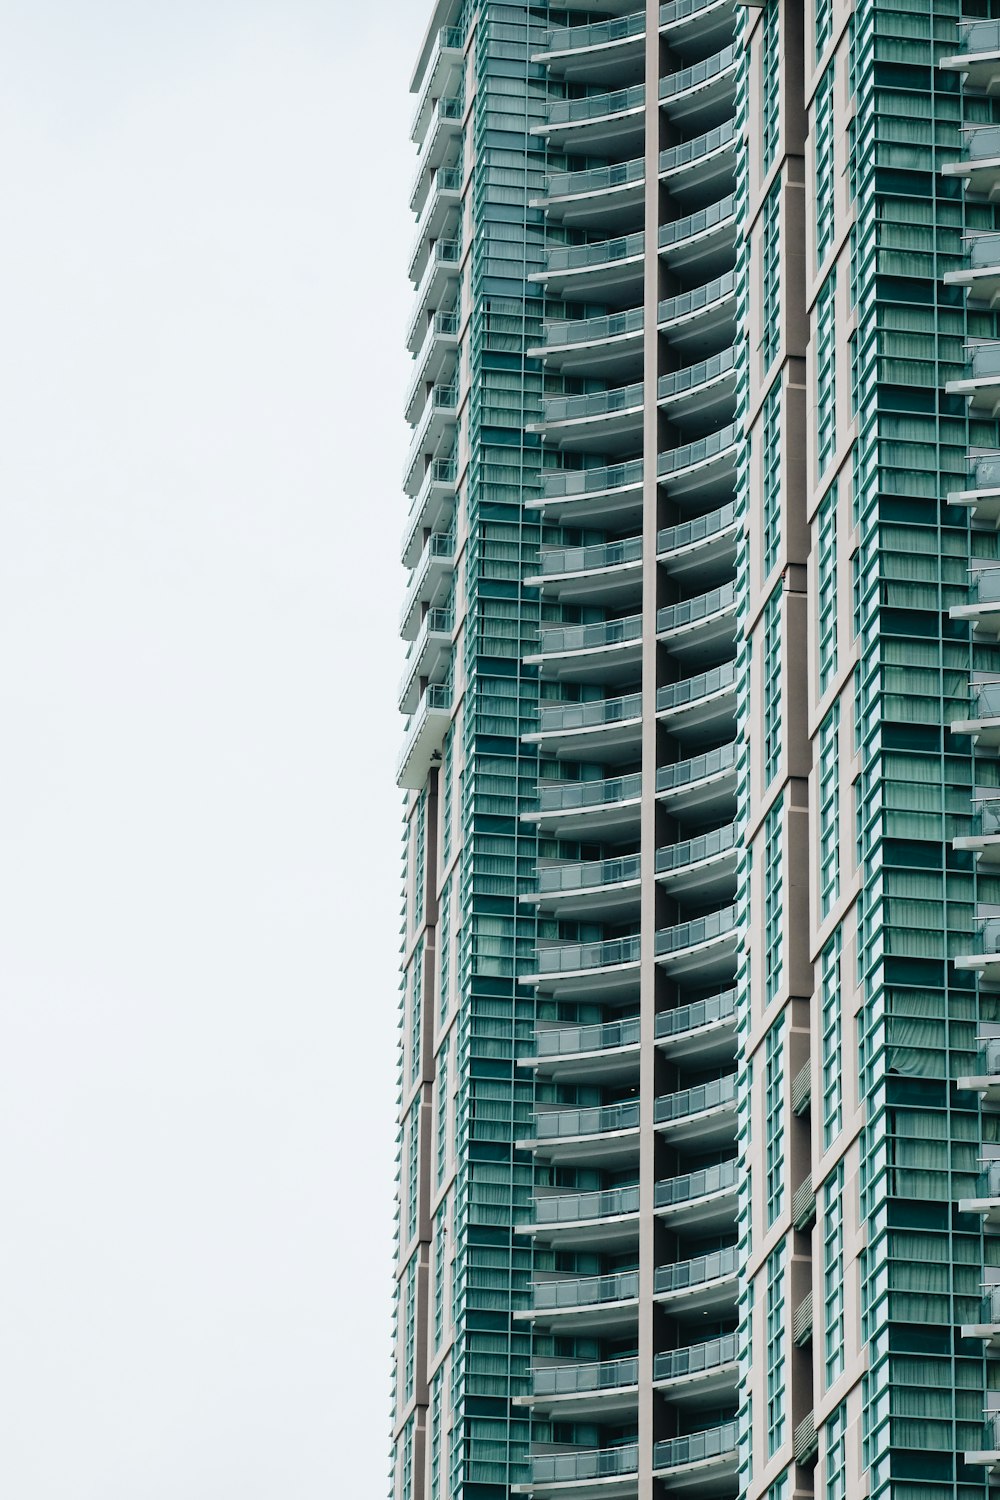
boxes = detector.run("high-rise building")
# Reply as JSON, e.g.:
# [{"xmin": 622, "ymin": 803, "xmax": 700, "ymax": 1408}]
[{"xmin": 392, "ymin": 3, "xmax": 1000, "ymax": 1499}]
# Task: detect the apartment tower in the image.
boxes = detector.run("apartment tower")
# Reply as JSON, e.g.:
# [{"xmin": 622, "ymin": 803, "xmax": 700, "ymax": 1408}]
[{"xmin": 393, "ymin": 3, "xmax": 1000, "ymax": 1499}]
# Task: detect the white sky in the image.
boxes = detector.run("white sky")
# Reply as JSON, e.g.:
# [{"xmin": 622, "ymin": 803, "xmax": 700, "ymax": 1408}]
[{"xmin": 0, "ymin": 2, "xmax": 426, "ymax": 1493}]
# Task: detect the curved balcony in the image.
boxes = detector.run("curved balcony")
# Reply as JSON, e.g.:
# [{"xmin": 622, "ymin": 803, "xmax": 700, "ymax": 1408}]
[
  {"xmin": 396, "ymin": 683, "xmax": 452, "ymax": 791},
  {"xmin": 539, "ymin": 157, "xmax": 645, "ymax": 230},
  {"xmin": 521, "ymin": 1183, "xmax": 641, "ymax": 1249},
  {"xmin": 530, "ymin": 538, "xmax": 642, "ymax": 610},
  {"xmin": 535, "ymin": 12, "xmax": 646, "ymax": 84},
  {"xmin": 528, "ymin": 1097, "xmax": 640, "ymax": 1165},
  {"xmin": 652, "ymin": 1333, "xmax": 738, "ymax": 1403},
  {"xmin": 401, "ymin": 456, "xmax": 457, "ymax": 567},
  {"xmin": 655, "ymin": 823, "xmax": 738, "ymax": 901},
  {"xmin": 655, "ymin": 904, "xmax": 739, "ymax": 981},
  {"xmin": 399, "ymin": 530, "xmax": 454, "ymax": 639},
  {"xmin": 657, "ymin": 500, "xmax": 739, "ymax": 583},
  {"xmin": 528, "ymin": 933, "xmax": 641, "ymax": 998},
  {"xmin": 532, "ymin": 380, "xmax": 644, "ymax": 455},
  {"xmin": 655, "ymin": 987, "xmax": 738, "ymax": 1061},
  {"xmin": 654, "ymin": 1244, "xmax": 739, "ymax": 1315},
  {"xmin": 954, "ymin": 799, "xmax": 1000, "ymax": 868},
  {"xmin": 945, "ymin": 231, "xmax": 1000, "ymax": 306},
  {"xmin": 528, "ymin": 772, "xmax": 643, "ymax": 839},
  {"xmin": 524, "ymin": 1268, "xmax": 639, "ymax": 1332},
  {"xmin": 654, "ymin": 1158, "xmax": 739, "ymax": 1229},
  {"xmin": 958, "ymin": 1038, "xmax": 1000, "ymax": 1106},
  {"xmin": 659, "ymin": 119, "xmax": 738, "ymax": 207},
  {"xmin": 951, "ymin": 564, "xmax": 1000, "ymax": 637},
  {"xmin": 660, "ymin": 44, "xmax": 738, "ymax": 127},
  {"xmin": 965, "ymin": 1414, "xmax": 1000, "ymax": 1481},
  {"xmin": 959, "ymin": 1160, "xmax": 1000, "ymax": 1224},
  {"xmin": 527, "ymin": 615, "xmax": 642, "ymax": 682},
  {"xmin": 943, "ymin": 123, "xmax": 1000, "ymax": 196},
  {"xmin": 942, "ymin": 18, "xmax": 1000, "ymax": 89},
  {"xmin": 947, "ymin": 340, "xmax": 1000, "ymax": 416},
  {"xmin": 953, "ymin": 680, "xmax": 1000, "ymax": 749},
  {"xmin": 537, "ymin": 83, "xmax": 646, "ymax": 155},
  {"xmin": 406, "ymin": 238, "xmax": 462, "ymax": 352},
  {"xmin": 652, "ymin": 1423, "xmax": 738, "ymax": 1485},
  {"xmin": 654, "ymin": 1073, "xmax": 737, "ymax": 1146},
  {"xmin": 660, "ymin": 0, "xmax": 737, "ymax": 52},
  {"xmin": 517, "ymin": 1443, "xmax": 639, "ymax": 1500},
  {"xmin": 530, "ymin": 457, "xmax": 644, "ymax": 527},
  {"xmin": 397, "ymin": 606, "xmax": 453, "ymax": 713},
  {"xmin": 526, "ymin": 1355, "xmax": 639, "ymax": 1420},
  {"xmin": 529, "ymin": 853, "xmax": 642, "ymax": 918},
  {"xmin": 526, "ymin": 692, "xmax": 643, "ymax": 759},
  {"xmin": 534, "ymin": 231, "xmax": 645, "ymax": 300},
  {"xmin": 533, "ymin": 305, "xmax": 644, "ymax": 379},
  {"xmin": 659, "ymin": 194, "xmax": 737, "ymax": 277},
  {"xmin": 655, "ymin": 661, "xmax": 738, "ymax": 742},
  {"xmin": 409, "ymin": 96, "xmax": 464, "ymax": 214},
  {"xmin": 659, "ymin": 269, "xmax": 737, "ymax": 356},
  {"xmin": 658, "ymin": 420, "xmax": 739, "ymax": 502},
  {"xmin": 656, "ymin": 742, "xmax": 738, "ymax": 818},
  {"xmin": 656, "ymin": 580, "xmax": 738, "ymax": 662},
  {"xmin": 961, "ymin": 1285, "xmax": 1000, "ymax": 1351},
  {"xmin": 949, "ymin": 452, "xmax": 1000, "ymax": 527},
  {"xmin": 531, "ymin": 1016, "xmax": 641, "ymax": 1084},
  {"xmin": 657, "ymin": 345, "xmax": 738, "ymax": 432}
]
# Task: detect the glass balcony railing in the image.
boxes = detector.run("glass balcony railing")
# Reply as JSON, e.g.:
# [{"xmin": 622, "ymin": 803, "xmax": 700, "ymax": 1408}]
[
  {"xmin": 654, "ymin": 1243, "xmax": 738, "ymax": 1296},
  {"xmin": 546, "ymin": 230, "xmax": 644, "ymax": 274},
  {"xmin": 533, "ymin": 1267, "xmax": 639, "ymax": 1311},
  {"xmin": 536, "ymin": 934, "xmax": 641, "ymax": 975},
  {"xmin": 400, "ymin": 531, "xmax": 455, "ymax": 627},
  {"xmin": 653, "ymin": 1332, "xmax": 738, "ymax": 1383},
  {"xmin": 535, "ymin": 1015, "xmax": 641, "ymax": 1061},
  {"xmin": 544, "ymin": 11, "xmax": 646, "ymax": 54},
  {"xmin": 658, "ymin": 421, "xmax": 740, "ymax": 478},
  {"xmin": 966, "ymin": 799, "xmax": 1000, "ymax": 836},
  {"xmin": 537, "ymin": 535, "xmax": 642, "ymax": 575},
  {"xmin": 548, "ymin": 83, "xmax": 645, "ymax": 127},
  {"xmin": 966, "ymin": 1039, "xmax": 1000, "ymax": 1077},
  {"xmin": 654, "ymin": 1072, "xmax": 737, "ymax": 1124},
  {"xmin": 655, "ymin": 823, "xmax": 737, "ymax": 875},
  {"xmin": 655, "ymin": 1159, "xmax": 738, "ymax": 1210},
  {"xmin": 534, "ymin": 1183, "xmax": 640, "ymax": 1224},
  {"xmin": 968, "ymin": 232, "xmax": 1000, "ymax": 270},
  {"xmin": 964, "ymin": 454, "xmax": 1000, "ymax": 492},
  {"xmin": 969, "ymin": 1161, "xmax": 1000, "ymax": 1199},
  {"xmin": 538, "ymin": 853, "xmax": 642, "ymax": 896},
  {"xmin": 660, "ymin": 44, "xmax": 738, "ymax": 101},
  {"xmin": 965, "ymin": 341, "xmax": 1000, "ymax": 382},
  {"xmin": 533, "ymin": 1354, "xmax": 639, "ymax": 1397},
  {"xmin": 967, "ymin": 566, "xmax": 1000, "ymax": 605},
  {"xmin": 546, "ymin": 157, "xmax": 645, "ymax": 202},
  {"xmin": 658, "ymin": 347, "xmax": 737, "ymax": 403},
  {"xmin": 657, "ymin": 501, "xmax": 738, "ymax": 556},
  {"xmin": 653, "ymin": 1422, "xmax": 738, "ymax": 1473},
  {"xmin": 397, "ymin": 683, "xmax": 452, "ymax": 779},
  {"xmin": 537, "ymin": 615, "xmax": 642, "ymax": 656},
  {"xmin": 964, "ymin": 124, "xmax": 1000, "ymax": 162},
  {"xmin": 656, "ymin": 742, "xmax": 737, "ymax": 794},
  {"xmin": 956, "ymin": 18, "xmax": 1000, "ymax": 53},
  {"xmin": 659, "ymin": 119, "xmax": 738, "ymax": 177},
  {"xmin": 543, "ymin": 305, "xmax": 644, "ymax": 350},
  {"xmin": 542, "ymin": 380, "xmax": 644, "ymax": 426},
  {"xmin": 543, "ymin": 457, "xmax": 644, "ymax": 500},
  {"xmin": 659, "ymin": 195, "xmax": 736, "ymax": 250},
  {"xmin": 530, "ymin": 1444, "xmax": 639, "ymax": 1485},
  {"xmin": 974, "ymin": 1284, "xmax": 1000, "ymax": 1325},
  {"xmin": 536, "ymin": 772, "xmax": 642, "ymax": 814},
  {"xmin": 661, "ymin": 0, "xmax": 735, "ymax": 23},
  {"xmin": 398, "ymin": 607, "xmax": 454, "ymax": 697},
  {"xmin": 965, "ymin": 681, "xmax": 1000, "ymax": 721},
  {"xmin": 657, "ymin": 581, "xmax": 737, "ymax": 634},
  {"xmin": 656, "ymin": 660, "xmax": 737, "ymax": 713},
  {"xmin": 655, "ymin": 987, "xmax": 737, "ymax": 1040},
  {"xmin": 658, "ymin": 269, "xmax": 736, "ymax": 328},
  {"xmin": 535, "ymin": 1098, "xmax": 640, "ymax": 1142},
  {"xmin": 974, "ymin": 1414, "xmax": 1000, "ymax": 1456},
  {"xmin": 655, "ymin": 905, "xmax": 739, "ymax": 956},
  {"xmin": 538, "ymin": 691, "xmax": 642, "ymax": 734}
]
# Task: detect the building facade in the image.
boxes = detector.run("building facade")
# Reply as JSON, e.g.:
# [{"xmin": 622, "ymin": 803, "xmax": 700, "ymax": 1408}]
[{"xmin": 393, "ymin": 3, "xmax": 1000, "ymax": 1499}]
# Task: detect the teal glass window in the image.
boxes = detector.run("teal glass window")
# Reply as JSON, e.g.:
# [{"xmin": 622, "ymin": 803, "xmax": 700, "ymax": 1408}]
[
  {"xmin": 403, "ymin": 1253, "xmax": 417, "ymax": 1403},
  {"xmin": 764, "ymin": 796, "xmax": 784, "ymax": 1010},
  {"xmin": 816, "ymin": 0, "xmax": 832, "ymax": 60},
  {"xmin": 439, "ymin": 881, "xmax": 451, "ymax": 1022},
  {"xmin": 763, "ymin": 378, "xmax": 781, "ymax": 579},
  {"xmin": 762, "ymin": 1, "xmax": 780, "ymax": 172},
  {"xmin": 823, "ymin": 1164, "xmax": 845, "ymax": 1388},
  {"xmin": 406, "ymin": 1105, "xmax": 420, "ymax": 1245},
  {"xmin": 819, "ymin": 702, "xmax": 840, "ymax": 917},
  {"xmin": 820, "ymin": 929, "xmax": 843, "ymax": 1148},
  {"xmin": 441, "ymin": 729, "xmax": 454, "ymax": 866},
  {"xmin": 768, "ymin": 1473, "xmax": 789, "ymax": 1500},
  {"xmin": 817, "ymin": 482, "xmax": 838, "ymax": 694},
  {"xmin": 436, "ymin": 1041, "xmax": 449, "ymax": 1185},
  {"xmin": 816, "ymin": 270, "xmax": 837, "ymax": 476},
  {"xmin": 766, "ymin": 1242, "xmax": 787, "ymax": 1454},
  {"xmin": 430, "ymin": 1369, "xmax": 444, "ymax": 1500},
  {"xmin": 826, "ymin": 1401, "xmax": 847, "ymax": 1500},
  {"xmin": 411, "ymin": 941, "xmax": 424, "ymax": 1086},
  {"xmin": 414, "ymin": 788, "xmax": 427, "ymax": 922},
  {"xmin": 763, "ymin": 179, "xmax": 781, "ymax": 371},
  {"xmin": 763, "ymin": 586, "xmax": 782, "ymax": 786},
  {"xmin": 814, "ymin": 63, "xmax": 835, "ymax": 265},
  {"xmin": 764, "ymin": 1007, "xmax": 785, "ymax": 1224},
  {"xmin": 400, "ymin": 1415, "xmax": 414, "ymax": 1500},
  {"xmin": 433, "ymin": 1204, "xmax": 448, "ymax": 1348}
]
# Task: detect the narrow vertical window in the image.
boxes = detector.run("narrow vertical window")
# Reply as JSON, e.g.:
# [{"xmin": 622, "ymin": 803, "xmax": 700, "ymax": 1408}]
[
  {"xmin": 763, "ymin": 378, "xmax": 781, "ymax": 579},
  {"xmin": 764, "ymin": 797, "xmax": 784, "ymax": 1010},
  {"xmin": 763, "ymin": 587, "xmax": 782, "ymax": 786},
  {"xmin": 826, "ymin": 1402, "xmax": 847, "ymax": 1500},
  {"xmin": 821, "ymin": 929, "xmax": 843, "ymax": 1148},
  {"xmin": 766, "ymin": 1243, "xmax": 787, "ymax": 1454},
  {"xmin": 823, "ymin": 1165, "xmax": 845, "ymax": 1387},
  {"xmin": 816, "ymin": 0, "xmax": 832, "ymax": 60},
  {"xmin": 816, "ymin": 270, "xmax": 837, "ymax": 475},
  {"xmin": 815, "ymin": 63, "xmax": 835, "ymax": 265},
  {"xmin": 764, "ymin": 1008, "xmax": 785, "ymax": 1223},
  {"xmin": 819, "ymin": 703, "xmax": 840, "ymax": 917},
  {"xmin": 817, "ymin": 481, "xmax": 838, "ymax": 693},
  {"xmin": 762, "ymin": 179, "xmax": 781, "ymax": 371},
  {"xmin": 762, "ymin": 1, "xmax": 780, "ymax": 172},
  {"xmin": 436, "ymin": 1042, "xmax": 450, "ymax": 1186}
]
